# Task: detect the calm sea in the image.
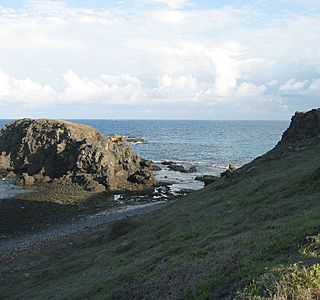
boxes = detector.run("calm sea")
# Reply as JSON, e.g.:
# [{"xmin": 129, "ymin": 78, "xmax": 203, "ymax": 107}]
[{"xmin": 0, "ymin": 119, "xmax": 289, "ymax": 191}]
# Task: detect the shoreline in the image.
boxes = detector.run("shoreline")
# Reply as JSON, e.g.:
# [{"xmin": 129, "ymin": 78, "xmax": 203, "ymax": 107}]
[{"xmin": 0, "ymin": 201, "xmax": 167, "ymax": 256}]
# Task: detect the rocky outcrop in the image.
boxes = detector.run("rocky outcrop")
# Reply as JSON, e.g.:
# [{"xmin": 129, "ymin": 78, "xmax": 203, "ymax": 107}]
[
  {"xmin": 0, "ymin": 119, "xmax": 156, "ymax": 191},
  {"xmin": 195, "ymin": 175, "xmax": 219, "ymax": 186},
  {"xmin": 221, "ymin": 165, "xmax": 237, "ymax": 178},
  {"xmin": 275, "ymin": 109, "xmax": 320, "ymax": 152}
]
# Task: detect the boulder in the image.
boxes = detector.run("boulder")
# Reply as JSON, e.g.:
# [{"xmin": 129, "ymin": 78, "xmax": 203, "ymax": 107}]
[
  {"xmin": 184, "ymin": 166, "xmax": 197, "ymax": 173},
  {"xmin": 148, "ymin": 165, "xmax": 162, "ymax": 171},
  {"xmin": 16, "ymin": 173, "xmax": 35, "ymax": 186},
  {"xmin": 168, "ymin": 164, "xmax": 186, "ymax": 172},
  {"xmin": 168, "ymin": 164, "xmax": 197, "ymax": 173},
  {"xmin": 221, "ymin": 164, "xmax": 237, "ymax": 178},
  {"xmin": 0, "ymin": 119, "xmax": 156, "ymax": 191},
  {"xmin": 161, "ymin": 161, "xmax": 176, "ymax": 166},
  {"xmin": 195, "ymin": 175, "xmax": 219, "ymax": 186}
]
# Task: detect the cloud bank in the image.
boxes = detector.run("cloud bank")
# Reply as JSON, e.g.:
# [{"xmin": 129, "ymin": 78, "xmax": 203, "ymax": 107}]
[{"xmin": 0, "ymin": 0, "xmax": 319, "ymax": 119}]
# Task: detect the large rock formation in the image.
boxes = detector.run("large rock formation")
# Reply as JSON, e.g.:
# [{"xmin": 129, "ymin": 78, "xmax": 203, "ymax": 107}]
[
  {"xmin": 272, "ymin": 108, "xmax": 320, "ymax": 155},
  {"xmin": 0, "ymin": 119, "xmax": 156, "ymax": 191}
]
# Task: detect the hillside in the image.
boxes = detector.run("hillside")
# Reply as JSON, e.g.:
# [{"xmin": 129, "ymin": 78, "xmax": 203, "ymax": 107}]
[{"xmin": 1, "ymin": 110, "xmax": 320, "ymax": 299}]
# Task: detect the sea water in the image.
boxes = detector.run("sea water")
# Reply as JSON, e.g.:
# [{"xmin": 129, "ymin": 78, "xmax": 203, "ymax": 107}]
[{"xmin": 0, "ymin": 119, "xmax": 289, "ymax": 193}]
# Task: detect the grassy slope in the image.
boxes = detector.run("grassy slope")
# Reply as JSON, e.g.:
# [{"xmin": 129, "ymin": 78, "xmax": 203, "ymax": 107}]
[{"xmin": 2, "ymin": 144, "xmax": 320, "ymax": 299}]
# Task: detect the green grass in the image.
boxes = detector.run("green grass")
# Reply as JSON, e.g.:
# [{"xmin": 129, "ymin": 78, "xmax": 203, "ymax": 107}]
[{"xmin": 2, "ymin": 145, "xmax": 320, "ymax": 299}]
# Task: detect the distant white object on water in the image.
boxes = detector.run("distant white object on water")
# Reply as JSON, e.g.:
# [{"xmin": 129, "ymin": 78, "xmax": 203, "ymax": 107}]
[{"xmin": 2, "ymin": 178, "xmax": 5, "ymax": 181}]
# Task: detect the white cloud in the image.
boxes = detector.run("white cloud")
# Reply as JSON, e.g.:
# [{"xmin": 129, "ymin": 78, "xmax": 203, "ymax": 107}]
[
  {"xmin": 279, "ymin": 79, "xmax": 309, "ymax": 95},
  {"xmin": 0, "ymin": 1, "xmax": 319, "ymax": 118},
  {"xmin": 152, "ymin": 74, "xmax": 203, "ymax": 102},
  {"xmin": 144, "ymin": 0, "xmax": 189, "ymax": 9},
  {"xmin": 61, "ymin": 70, "xmax": 145, "ymax": 104},
  {"xmin": 152, "ymin": 10, "xmax": 185, "ymax": 24},
  {"xmin": 308, "ymin": 79, "xmax": 320, "ymax": 92},
  {"xmin": 0, "ymin": 70, "xmax": 56, "ymax": 105},
  {"xmin": 235, "ymin": 82, "xmax": 266, "ymax": 98},
  {"xmin": 267, "ymin": 80, "xmax": 278, "ymax": 86}
]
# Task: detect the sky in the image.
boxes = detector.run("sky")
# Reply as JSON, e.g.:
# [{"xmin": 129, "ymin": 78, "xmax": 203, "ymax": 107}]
[{"xmin": 0, "ymin": 0, "xmax": 319, "ymax": 120}]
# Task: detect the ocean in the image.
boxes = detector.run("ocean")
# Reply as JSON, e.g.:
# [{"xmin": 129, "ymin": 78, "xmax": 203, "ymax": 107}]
[{"xmin": 0, "ymin": 119, "xmax": 289, "ymax": 194}]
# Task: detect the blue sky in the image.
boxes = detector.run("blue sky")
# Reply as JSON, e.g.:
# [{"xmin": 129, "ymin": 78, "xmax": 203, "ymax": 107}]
[{"xmin": 0, "ymin": 0, "xmax": 319, "ymax": 120}]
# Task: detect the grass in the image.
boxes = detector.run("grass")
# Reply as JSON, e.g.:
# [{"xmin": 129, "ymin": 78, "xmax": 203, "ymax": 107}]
[{"xmin": 1, "ymin": 144, "xmax": 320, "ymax": 299}]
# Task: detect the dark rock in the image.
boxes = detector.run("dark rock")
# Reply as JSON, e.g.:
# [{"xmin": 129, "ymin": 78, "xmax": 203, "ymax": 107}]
[
  {"xmin": 183, "ymin": 166, "xmax": 197, "ymax": 173},
  {"xmin": 272, "ymin": 109, "xmax": 320, "ymax": 154},
  {"xmin": 161, "ymin": 161, "xmax": 176, "ymax": 166},
  {"xmin": 221, "ymin": 164, "xmax": 237, "ymax": 178},
  {"xmin": 168, "ymin": 164, "xmax": 186, "ymax": 172},
  {"xmin": 0, "ymin": 119, "xmax": 156, "ymax": 191},
  {"xmin": 147, "ymin": 165, "xmax": 162, "ymax": 171},
  {"xmin": 140, "ymin": 159, "xmax": 153, "ymax": 168},
  {"xmin": 128, "ymin": 170, "xmax": 153, "ymax": 185},
  {"xmin": 168, "ymin": 164, "xmax": 197, "ymax": 173},
  {"xmin": 195, "ymin": 175, "xmax": 219, "ymax": 186}
]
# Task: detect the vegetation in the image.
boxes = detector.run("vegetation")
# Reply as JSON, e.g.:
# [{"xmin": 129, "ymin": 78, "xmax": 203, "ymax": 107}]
[{"xmin": 1, "ymin": 144, "xmax": 320, "ymax": 299}]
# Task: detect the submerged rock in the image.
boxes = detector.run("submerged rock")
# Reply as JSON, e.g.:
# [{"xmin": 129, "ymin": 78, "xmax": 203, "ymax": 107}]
[{"xmin": 0, "ymin": 119, "xmax": 156, "ymax": 191}]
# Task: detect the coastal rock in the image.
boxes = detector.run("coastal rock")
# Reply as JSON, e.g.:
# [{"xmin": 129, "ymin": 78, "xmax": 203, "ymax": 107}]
[
  {"xmin": 161, "ymin": 161, "xmax": 176, "ymax": 166},
  {"xmin": 0, "ymin": 119, "xmax": 156, "ymax": 191},
  {"xmin": 185, "ymin": 166, "xmax": 197, "ymax": 173},
  {"xmin": 195, "ymin": 175, "xmax": 219, "ymax": 186},
  {"xmin": 167, "ymin": 164, "xmax": 197, "ymax": 173},
  {"xmin": 275, "ymin": 109, "xmax": 320, "ymax": 152},
  {"xmin": 109, "ymin": 135, "xmax": 147, "ymax": 144},
  {"xmin": 168, "ymin": 164, "xmax": 185, "ymax": 172},
  {"xmin": 148, "ymin": 165, "xmax": 162, "ymax": 171},
  {"xmin": 221, "ymin": 164, "xmax": 237, "ymax": 178},
  {"xmin": 16, "ymin": 173, "xmax": 35, "ymax": 186}
]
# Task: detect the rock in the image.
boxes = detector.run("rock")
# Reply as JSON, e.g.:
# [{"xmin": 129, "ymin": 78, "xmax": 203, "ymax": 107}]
[
  {"xmin": 168, "ymin": 164, "xmax": 197, "ymax": 173},
  {"xmin": 161, "ymin": 161, "xmax": 176, "ymax": 166},
  {"xmin": 269, "ymin": 109, "xmax": 320, "ymax": 156},
  {"xmin": 184, "ymin": 166, "xmax": 197, "ymax": 173},
  {"xmin": 140, "ymin": 159, "xmax": 153, "ymax": 168},
  {"xmin": 128, "ymin": 170, "xmax": 153, "ymax": 185},
  {"xmin": 147, "ymin": 165, "xmax": 162, "ymax": 171},
  {"xmin": 16, "ymin": 173, "xmax": 35, "ymax": 186},
  {"xmin": 221, "ymin": 165, "xmax": 237, "ymax": 178},
  {"xmin": 0, "ymin": 119, "xmax": 156, "ymax": 191},
  {"xmin": 0, "ymin": 152, "xmax": 11, "ymax": 171},
  {"xmin": 125, "ymin": 137, "xmax": 148, "ymax": 144},
  {"xmin": 5, "ymin": 171, "xmax": 16, "ymax": 178},
  {"xmin": 168, "ymin": 164, "xmax": 186, "ymax": 172},
  {"xmin": 109, "ymin": 135, "xmax": 148, "ymax": 144},
  {"xmin": 195, "ymin": 175, "xmax": 219, "ymax": 186}
]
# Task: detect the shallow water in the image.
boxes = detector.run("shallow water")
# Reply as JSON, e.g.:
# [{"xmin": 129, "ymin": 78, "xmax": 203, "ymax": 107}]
[{"xmin": 0, "ymin": 178, "xmax": 24, "ymax": 200}]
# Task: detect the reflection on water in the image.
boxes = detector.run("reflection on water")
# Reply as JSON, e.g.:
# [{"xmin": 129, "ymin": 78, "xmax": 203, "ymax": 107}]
[{"xmin": 0, "ymin": 178, "xmax": 25, "ymax": 200}]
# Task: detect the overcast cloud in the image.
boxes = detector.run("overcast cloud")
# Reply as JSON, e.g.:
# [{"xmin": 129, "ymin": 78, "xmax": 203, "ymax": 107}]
[{"xmin": 0, "ymin": 0, "xmax": 319, "ymax": 119}]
